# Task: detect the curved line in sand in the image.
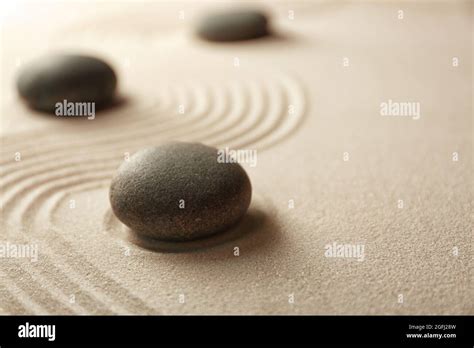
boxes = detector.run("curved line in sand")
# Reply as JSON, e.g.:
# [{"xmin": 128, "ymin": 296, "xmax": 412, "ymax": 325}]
[
  {"xmin": 0, "ymin": 81, "xmax": 222, "ymax": 207},
  {"xmin": 0, "ymin": 79, "xmax": 224, "ymax": 181},
  {"xmin": 0, "ymin": 93, "xmax": 168, "ymax": 161},
  {"xmin": 2, "ymin": 73, "xmax": 307, "ymax": 225},
  {"xmin": 0, "ymin": 268, "xmax": 46, "ymax": 314},
  {"xmin": 0, "ymin": 71, "xmax": 308, "ymax": 314},
  {"xmin": 1, "ymin": 72, "xmax": 305, "ymax": 177},
  {"xmin": 0, "ymin": 76, "xmax": 182, "ymax": 152},
  {"xmin": 6, "ymin": 177, "xmax": 159, "ymax": 314},
  {"xmin": 0, "ymin": 82, "xmax": 194, "ymax": 172},
  {"xmin": 1, "ymin": 256, "xmax": 77, "ymax": 314},
  {"xmin": 0, "ymin": 81, "xmax": 235, "ymax": 314}
]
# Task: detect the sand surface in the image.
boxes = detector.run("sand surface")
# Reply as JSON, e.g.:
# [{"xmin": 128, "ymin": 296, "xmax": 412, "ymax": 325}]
[{"xmin": 0, "ymin": 1, "xmax": 472, "ymax": 314}]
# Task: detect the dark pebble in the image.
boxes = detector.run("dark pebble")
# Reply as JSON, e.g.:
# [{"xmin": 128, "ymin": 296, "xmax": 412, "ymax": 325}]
[
  {"xmin": 196, "ymin": 9, "xmax": 269, "ymax": 42},
  {"xmin": 17, "ymin": 54, "xmax": 117, "ymax": 112},
  {"xmin": 109, "ymin": 142, "xmax": 252, "ymax": 242}
]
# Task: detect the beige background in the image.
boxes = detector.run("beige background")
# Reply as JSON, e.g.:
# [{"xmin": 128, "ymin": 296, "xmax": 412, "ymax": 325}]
[{"xmin": 0, "ymin": 1, "xmax": 472, "ymax": 314}]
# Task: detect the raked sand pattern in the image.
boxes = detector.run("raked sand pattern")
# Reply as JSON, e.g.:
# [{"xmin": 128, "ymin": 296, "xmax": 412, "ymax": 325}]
[
  {"xmin": 1, "ymin": 1, "xmax": 472, "ymax": 314},
  {"xmin": 1, "ymin": 65, "xmax": 306, "ymax": 314}
]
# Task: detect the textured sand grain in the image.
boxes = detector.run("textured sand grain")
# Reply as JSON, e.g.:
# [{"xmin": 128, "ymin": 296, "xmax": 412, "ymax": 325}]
[{"xmin": 0, "ymin": 1, "xmax": 472, "ymax": 314}]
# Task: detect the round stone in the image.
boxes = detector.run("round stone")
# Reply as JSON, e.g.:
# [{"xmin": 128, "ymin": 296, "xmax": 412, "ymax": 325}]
[
  {"xmin": 109, "ymin": 142, "xmax": 252, "ymax": 242},
  {"xmin": 17, "ymin": 54, "xmax": 117, "ymax": 112},
  {"xmin": 196, "ymin": 9, "xmax": 269, "ymax": 42}
]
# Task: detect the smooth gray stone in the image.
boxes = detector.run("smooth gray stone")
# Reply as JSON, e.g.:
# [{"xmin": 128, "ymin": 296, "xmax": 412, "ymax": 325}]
[
  {"xmin": 196, "ymin": 9, "xmax": 269, "ymax": 42},
  {"xmin": 109, "ymin": 142, "xmax": 252, "ymax": 242},
  {"xmin": 17, "ymin": 54, "xmax": 117, "ymax": 112}
]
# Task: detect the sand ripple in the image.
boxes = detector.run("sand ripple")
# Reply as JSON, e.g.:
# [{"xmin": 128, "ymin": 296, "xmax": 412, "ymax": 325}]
[{"xmin": 0, "ymin": 68, "xmax": 306, "ymax": 314}]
